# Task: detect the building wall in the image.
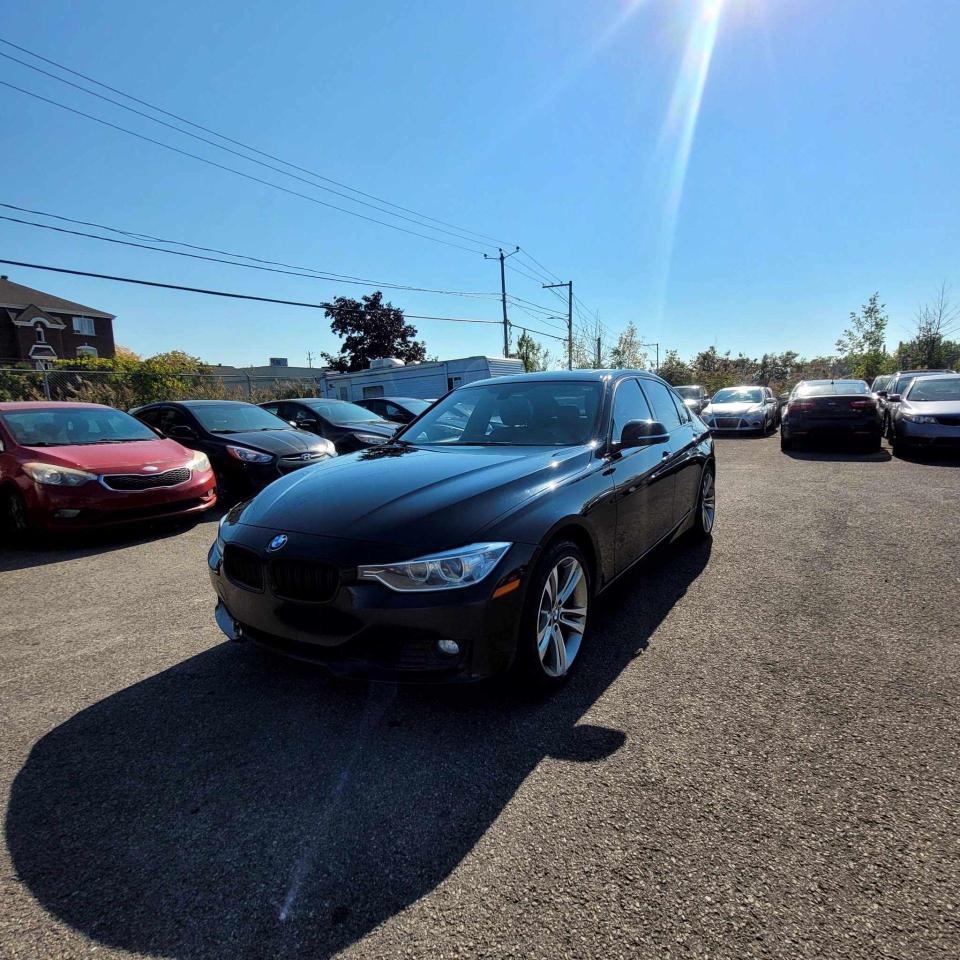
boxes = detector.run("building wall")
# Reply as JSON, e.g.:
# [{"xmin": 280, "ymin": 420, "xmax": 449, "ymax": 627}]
[{"xmin": 5, "ymin": 307, "xmax": 115, "ymax": 364}]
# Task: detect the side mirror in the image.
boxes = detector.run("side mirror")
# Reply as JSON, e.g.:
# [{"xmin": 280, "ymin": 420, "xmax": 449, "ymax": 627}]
[
  {"xmin": 877, "ymin": 390, "xmax": 888, "ymax": 398},
  {"xmin": 620, "ymin": 419, "xmax": 669, "ymax": 449},
  {"xmin": 887, "ymin": 394, "xmax": 901, "ymax": 403},
  {"xmin": 168, "ymin": 425, "xmax": 197, "ymax": 441},
  {"xmin": 778, "ymin": 393, "xmax": 789, "ymax": 403}
]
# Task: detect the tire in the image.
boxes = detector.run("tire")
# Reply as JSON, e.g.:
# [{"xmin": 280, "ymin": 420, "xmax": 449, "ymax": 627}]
[
  {"xmin": 515, "ymin": 540, "xmax": 592, "ymax": 691},
  {"xmin": 891, "ymin": 433, "xmax": 909, "ymax": 458},
  {"xmin": 865, "ymin": 433, "xmax": 882, "ymax": 453},
  {"xmin": 780, "ymin": 431, "xmax": 794, "ymax": 452},
  {"xmin": 689, "ymin": 465, "xmax": 716, "ymax": 541},
  {"xmin": 2, "ymin": 487, "xmax": 30, "ymax": 541}
]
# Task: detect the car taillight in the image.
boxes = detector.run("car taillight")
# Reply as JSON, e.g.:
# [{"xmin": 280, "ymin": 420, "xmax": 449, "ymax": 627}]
[
  {"xmin": 789, "ymin": 400, "xmax": 815, "ymax": 412},
  {"xmin": 849, "ymin": 399, "xmax": 875, "ymax": 410}
]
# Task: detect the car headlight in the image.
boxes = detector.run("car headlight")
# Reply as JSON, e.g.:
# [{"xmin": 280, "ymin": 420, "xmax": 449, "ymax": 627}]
[
  {"xmin": 358, "ymin": 542, "xmax": 512, "ymax": 592},
  {"xmin": 187, "ymin": 451, "xmax": 211, "ymax": 472},
  {"xmin": 227, "ymin": 445, "xmax": 274, "ymax": 464},
  {"xmin": 354, "ymin": 433, "xmax": 388, "ymax": 445},
  {"xmin": 22, "ymin": 462, "xmax": 97, "ymax": 486},
  {"xmin": 902, "ymin": 413, "xmax": 938, "ymax": 424}
]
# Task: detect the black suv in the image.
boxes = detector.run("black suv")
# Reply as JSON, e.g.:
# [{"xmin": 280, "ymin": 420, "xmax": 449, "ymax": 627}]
[
  {"xmin": 132, "ymin": 400, "xmax": 335, "ymax": 501},
  {"xmin": 258, "ymin": 398, "xmax": 396, "ymax": 453}
]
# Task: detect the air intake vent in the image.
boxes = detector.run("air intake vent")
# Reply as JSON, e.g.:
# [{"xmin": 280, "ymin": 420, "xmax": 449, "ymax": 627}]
[
  {"xmin": 269, "ymin": 559, "xmax": 340, "ymax": 603},
  {"xmin": 102, "ymin": 467, "xmax": 191, "ymax": 490},
  {"xmin": 223, "ymin": 544, "xmax": 264, "ymax": 591}
]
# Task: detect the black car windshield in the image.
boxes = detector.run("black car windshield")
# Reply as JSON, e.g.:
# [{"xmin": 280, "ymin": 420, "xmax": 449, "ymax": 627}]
[
  {"xmin": 794, "ymin": 381, "xmax": 869, "ymax": 397},
  {"xmin": 3, "ymin": 407, "xmax": 158, "ymax": 446},
  {"xmin": 396, "ymin": 380, "xmax": 603, "ymax": 446},
  {"xmin": 675, "ymin": 386, "xmax": 700, "ymax": 399},
  {"xmin": 190, "ymin": 403, "xmax": 289, "ymax": 433},
  {"xmin": 905, "ymin": 378, "xmax": 960, "ymax": 401},
  {"xmin": 712, "ymin": 388, "xmax": 763, "ymax": 403},
  {"xmin": 303, "ymin": 400, "xmax": 384, "ymax": 425},
  {"xmin": 892, "ymin": 374, "xmax": 942, "ymax": 395},
  {"xmin": 396, "ymin": 398, "xmax": 430, "ymax": 415}
]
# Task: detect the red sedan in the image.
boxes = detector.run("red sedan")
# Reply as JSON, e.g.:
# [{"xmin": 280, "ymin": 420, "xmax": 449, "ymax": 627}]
[{"xmin": 0, "ymin": 401, "xmax": 217, "ymax": 534}]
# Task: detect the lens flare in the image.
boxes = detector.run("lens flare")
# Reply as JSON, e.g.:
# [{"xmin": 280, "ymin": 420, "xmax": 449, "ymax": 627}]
[{"xmin": 652, "ymin": 0, "xmax": 726, "ymax": 319}]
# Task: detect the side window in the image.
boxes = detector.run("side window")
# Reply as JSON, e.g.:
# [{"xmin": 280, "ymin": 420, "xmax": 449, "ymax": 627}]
[
  {"xmin": 611, "ymin": 378, "xmax": 653, "ymax": 442},
  {"xmin": 669, "ymin": 389, "xmax": 692, "ymax": 423},
  {"xmin": 641, "ymin": 380, "xmax": 683, "ymax": 430},
  {"xmin": 286, "ymin": 403, "xmax": 314, "ymax": 425},
  {"xmin": 136, "ymin": 407, "xmax": 160, "ymax": 428},
  {"xmin": 261, "ymin": 403, "xmax": 281, "ymax": 416},
  {"xmin": 365, "ymin": 400, "xmax": 386, "ymax": 417}
]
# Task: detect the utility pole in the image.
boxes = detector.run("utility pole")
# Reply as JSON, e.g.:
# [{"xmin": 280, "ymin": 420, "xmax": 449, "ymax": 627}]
[
  {"xmin": 543, "ymin": 280, "xmax": 573, "ymax": 370},
  {"xmin": 484, "ymin": 246, "xmax": 520, "ymax": 358},
  {"xmin": 306, "ymin": 350, "xmax": 314, "ymax": 368},
  {"xmin": 595, "ymin": 336, "xmax": 602, "ymax": 368},
  {"xmin": 640, "ymin": 340, "xmax": 660, "ymax": 373}
]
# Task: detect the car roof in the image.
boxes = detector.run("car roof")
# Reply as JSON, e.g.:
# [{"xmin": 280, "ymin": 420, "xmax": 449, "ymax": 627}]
[
  {"xmin": 368, "ymin": 397, "xmax": 425, "ymax": 404},
  {"xmin": 0, "ymin": 400, "xmax": 117, "ymax": 412},
  {"xmin": 466, "ymin": 369, "xmax": 658, "ymax": 387}
]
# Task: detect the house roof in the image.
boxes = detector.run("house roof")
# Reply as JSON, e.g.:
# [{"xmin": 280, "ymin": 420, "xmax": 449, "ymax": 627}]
[{"xmin": 0, "ymin": 276, "xmax": 115, "ymax": 319}]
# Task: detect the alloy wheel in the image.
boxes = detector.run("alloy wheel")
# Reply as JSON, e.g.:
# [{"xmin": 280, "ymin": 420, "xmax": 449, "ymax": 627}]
[
  {"xmin": 700, "ymin": 470, "xmax": 716, "ymax": 534},
  {"xmin": 536, "ymin": 556, "xmax": 588, "ymax": 677}
]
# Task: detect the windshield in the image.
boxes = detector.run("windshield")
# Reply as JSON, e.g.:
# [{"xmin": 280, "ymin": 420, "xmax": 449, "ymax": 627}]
[
  {"xmin": 712, "ymin": 388, "xmax": 763, "ymax": 404},
  {"xmin": 303, "ymin": 400, "xmax": 384, "ymax": 425},
  {"xmin": 2, "ymin": 407, "xmax": 158, "ymax": 446},
  {"xmin": 905, "ymin": 378, "xmax": 960, "ymax": 402},
  {"xmin": 396, "ymin": 380, "xmax": 603, "ymax": 446},
  {"xmin": 190, "ymin": 403, "xmax": 290, "ymax": 433},
  {"xmin": 795, "ymin": 381, "xmax": 869, "ymax": 397},
  {"xmin": 397, "ymin": 398, "xmax": 430, "ymax": 416},
  {"xmin": 675, "ymin": 386, "xmax": 700, "ymax": 399}
]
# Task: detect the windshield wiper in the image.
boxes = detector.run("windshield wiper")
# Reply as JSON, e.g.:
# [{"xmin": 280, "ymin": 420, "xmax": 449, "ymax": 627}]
[{"xmin": 211, "ymin": 429, "xmax": 242, "ymax": 434}]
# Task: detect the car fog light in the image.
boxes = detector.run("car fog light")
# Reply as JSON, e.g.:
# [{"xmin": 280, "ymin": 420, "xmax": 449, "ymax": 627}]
[
  {"xmin": 54, "ymin": 509, "xmax": 81, "ymax": 518},
  {"xmin": 437, "ymin": 639, "xmax": 460, "ymax": 656}
]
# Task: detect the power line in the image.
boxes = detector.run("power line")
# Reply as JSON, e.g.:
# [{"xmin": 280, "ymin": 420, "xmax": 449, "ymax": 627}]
[
  {"xmin": 0, "ymin": 205, "xmax": 501, "ymax": 297},
  {"xmin": 0, "ymin": 80, "xmax": 494, "ymax": 256},
  {"xmin": 0, "ymin": 50, "xmax": 505, "ymax": 253},
  {"xmin": 510, "ymin": 322, "xmax": 568, "ymax": 343},
  {"xmin": 0, "ymin": 36, "xmax": 514, "ymax": 249},
  {"xmin": 0, "ymin": 257, "xmax": 502, "ymax": 323}
]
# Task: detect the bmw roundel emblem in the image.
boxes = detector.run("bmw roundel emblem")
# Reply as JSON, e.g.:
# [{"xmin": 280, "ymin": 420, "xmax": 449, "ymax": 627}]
[{"xmin": 267, "ymin": 534, "xmax": 288, "ymax": 552}]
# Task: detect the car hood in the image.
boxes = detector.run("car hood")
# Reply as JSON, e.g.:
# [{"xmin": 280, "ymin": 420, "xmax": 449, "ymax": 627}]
[
  {"xmin": 18, "ymin": 438, "xmax": 195, "ymax": 473},
  {"xmin": 333, "ymin": 420, "xmax": 396, "ymax": 438},
  {"xmin": 214, "ymin": 428, "xmax": 330, "ymax": 455},
  {"xmin": 234, "ymin": 443, "xmax": 592, "ymax": 549},
  {"xmin": 705, "ymin": 402, "xmax": 762, "ymax": 415},
  {"xmin": 902, "ymin": 400, "xmax": 960, "ymax": 416}
]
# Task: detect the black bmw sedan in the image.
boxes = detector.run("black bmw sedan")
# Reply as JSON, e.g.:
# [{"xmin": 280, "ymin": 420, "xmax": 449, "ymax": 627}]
[
  {"xmin": 209, "ymin": 371, "xmax": 715, "ymax": 689},
  {"xmin": 132, "ymin": 400, "xmax": 335, "ymax": 502}
]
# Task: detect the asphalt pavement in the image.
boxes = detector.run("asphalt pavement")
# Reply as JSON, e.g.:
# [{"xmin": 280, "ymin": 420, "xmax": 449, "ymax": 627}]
[{"xmin": 1, "ymin": 436, "xmax": 958, "ymax": 959}]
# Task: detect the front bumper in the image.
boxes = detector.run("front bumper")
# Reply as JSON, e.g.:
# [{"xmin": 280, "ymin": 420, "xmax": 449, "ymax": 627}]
[
  {"xmin": 705, "ymin": 415, "xmax": 766, "ymax": 433},
  {"xmin": 208, "ymin": 527, "xmax": 536, "ymax": 683},
  {"xmin": 228, "ymin": 454, "xmax": 334, "ymax": 495},
  {"xmin": 21, "ymin": 470, "xmax": 217, "ymax": 530},
  {"xmin": 897, "ymin": 419, "xmax": 960, "ymax": 448}
]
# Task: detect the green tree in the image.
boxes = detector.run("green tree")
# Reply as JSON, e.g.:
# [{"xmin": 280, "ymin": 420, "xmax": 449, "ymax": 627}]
[
  {"xmin": 836, "ymin": 292, "xmax": 893, "ymax": 380},
  {"xmin": 657, "ymin": 349, "xmax": 691, "ymax": 385},
  {"xmin": 608, "ymin": 322, "xmax": 648, "ymax": 369},
  {"xmin": 321, "ymin": 292, "xmax": 426, "ymax": 373},
  {"xmin": 512, "ymin": 330, "xmax": 552, "ymax": 372},
  {"xmin": 895, "ymin": 284, "xmax": 959, "ymax": 369}
]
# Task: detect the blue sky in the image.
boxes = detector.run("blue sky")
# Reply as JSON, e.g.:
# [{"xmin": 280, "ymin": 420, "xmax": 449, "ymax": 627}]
[{"xmin": 2, "ymin": 0, "xmax": 959, "ymax": 368}]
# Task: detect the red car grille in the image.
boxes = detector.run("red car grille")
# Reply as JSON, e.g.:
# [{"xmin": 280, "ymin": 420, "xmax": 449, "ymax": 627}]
[{"xmin": 101, "ymin": 467, "xmax": 191, "ymax": 490}]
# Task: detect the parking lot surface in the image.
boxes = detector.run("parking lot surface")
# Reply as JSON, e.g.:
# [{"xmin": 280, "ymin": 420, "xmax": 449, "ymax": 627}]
[{"xmin": 2, "ymin": 436, "xmax": 958, "ymax": 959}]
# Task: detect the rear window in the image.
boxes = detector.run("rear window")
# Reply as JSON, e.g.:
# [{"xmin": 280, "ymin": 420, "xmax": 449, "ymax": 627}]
[{"xmin": 794, "ymin": 381, "xmax": 869, "ymax": 397}]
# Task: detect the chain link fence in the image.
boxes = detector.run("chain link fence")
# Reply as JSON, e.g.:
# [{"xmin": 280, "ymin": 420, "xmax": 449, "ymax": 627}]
[{"xmin": 0, "ymin": 368, "xmax": 328, "ymax": 410}]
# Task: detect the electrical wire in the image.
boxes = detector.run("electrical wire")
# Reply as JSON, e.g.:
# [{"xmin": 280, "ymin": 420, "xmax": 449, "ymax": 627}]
[
  {"xmin": 0, "ymin": 80, "xmax": 494, "ymax": 256},
  {"xmin": 0, "ymin": 206, "xmax": 501, "ymax": 297},
  {"xmin": 0, "ymin": 36, "xmax": 514, "ymax": 249},
  {"xmin": 0, "ymin": 257, "xmax": 502, "ymax": 322}
]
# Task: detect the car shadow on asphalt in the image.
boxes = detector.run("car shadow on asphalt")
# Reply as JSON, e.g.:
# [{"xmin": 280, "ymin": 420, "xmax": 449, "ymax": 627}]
[
  {"xmin": 0, "ymin": 509, "xmax": 223, "ymax": 573},
  {"xmin": 782, "ymin": 444, "xmax": 892, "ymax": 463},
  {"xmin": 5, "ymin": 537, "xmax": 711, "ymax": 960}
]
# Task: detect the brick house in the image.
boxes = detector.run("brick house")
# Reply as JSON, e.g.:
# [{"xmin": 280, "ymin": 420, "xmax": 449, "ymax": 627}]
[{"xmin": 0, "ymin": 275, "xmax": 116, "ymax": 368}]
